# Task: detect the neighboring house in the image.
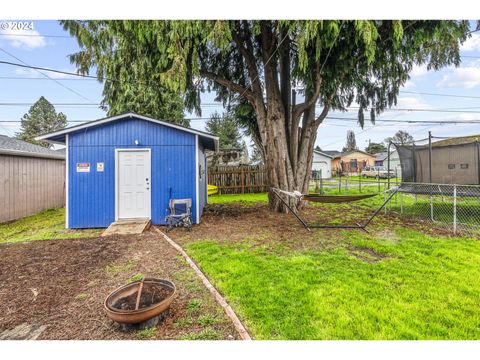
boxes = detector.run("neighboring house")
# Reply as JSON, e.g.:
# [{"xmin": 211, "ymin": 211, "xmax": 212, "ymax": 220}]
[
  {"xmin": 0, "ymin": 135, "xmax": 65, "ymax": 223},
  {"xmin": 330, "ymin": 149, "xmax": 376, "ymax": 175},
  {"xmin": 206, "ymin": 147, "xmax": 249, "ymax": 167},
  {"xmin": 374, "ymin": 152, "xmax": 388, "ymax": 167},
  {"xmin": 374, "ymin": 150, "xmax": 402, "ymax": 178},
  {"xmin": 312, "ymin": 150, "xmax": 333, "ymax": 178},
  {"xmin": 37, "ymin": 112, "xmax": 218, "ymax": 229},
  {"xmin": 322, "ymin": 150, "xmax": 341, "ymax": 158}
]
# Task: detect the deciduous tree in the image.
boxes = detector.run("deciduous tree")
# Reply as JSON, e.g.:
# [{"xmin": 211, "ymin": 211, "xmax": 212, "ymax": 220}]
[{"xmin": 385, "ymin": 130, "xmax": 415, "ymax": 145}]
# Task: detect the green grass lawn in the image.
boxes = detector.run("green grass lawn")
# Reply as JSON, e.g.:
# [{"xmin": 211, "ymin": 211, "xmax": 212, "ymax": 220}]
[
  {"xmin": 0, "ymin": 208, "xmax": 102, "ymax": 244},
  {"xmin": 186, "ymin": 192, "xmax": 480, "ymax": 339},
  {"xmin": 208, "ymin": 193, "xmax": 268, "ymax": 204}
]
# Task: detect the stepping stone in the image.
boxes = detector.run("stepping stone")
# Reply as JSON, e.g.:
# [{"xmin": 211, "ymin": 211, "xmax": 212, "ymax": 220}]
[{"xmin": 0, "ymin": 323, "xmax": 47, "ymax": 340}]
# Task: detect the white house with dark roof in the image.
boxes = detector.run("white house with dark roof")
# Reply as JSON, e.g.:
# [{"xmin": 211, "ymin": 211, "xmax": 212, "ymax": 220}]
[{"xmin": 312, "ymin": 150, "xmax": 333, "ymax": 178}]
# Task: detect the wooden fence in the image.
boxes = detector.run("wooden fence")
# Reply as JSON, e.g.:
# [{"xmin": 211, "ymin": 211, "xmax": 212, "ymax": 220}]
[
  {"xmin": 208, "ymin": 165, "xmax": 268, "ymax": 194},
  {"xmin": 0, "ymin": 155, "xmax": 65, "ymax": 223}
]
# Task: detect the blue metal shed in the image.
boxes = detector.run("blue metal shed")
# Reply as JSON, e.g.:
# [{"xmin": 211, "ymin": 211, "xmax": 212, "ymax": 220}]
[{"xmin": 37, "ymin": 112, "xmax": 218, "ymax": 229}]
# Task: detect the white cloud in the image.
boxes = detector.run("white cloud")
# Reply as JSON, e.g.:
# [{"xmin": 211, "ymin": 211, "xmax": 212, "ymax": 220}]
[
  {"xmin": 395, "ymin": 96, "xmax": 432, "ymax": 109},
  {"xmin": 402, "ymin": 80, "xmax": 416, "ymax": 89},
  {"xmin": 409, "ymin": 64, "xmax": 429, "ymax": 77},
  {"xmin": 461, "ymin": 33, "xmax": 480, "ymax": 52},
  {"xmin": 0, "ymin": 28, "xmax": 46, "ymax": 49},
  {"xmin": 14, "ymin": 66, "xmax": 78, "ymax": 79},
  {"xmin": 437, "ymin": 67, "xmax": 480, "ymax": 89}
]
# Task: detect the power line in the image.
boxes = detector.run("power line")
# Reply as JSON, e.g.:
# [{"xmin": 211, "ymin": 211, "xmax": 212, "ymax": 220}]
[
  {"xmin": 3, "ymin": 116, "xmax": 480, "ymax": 125},
  {"xmin": 0, "ymin": 117, "xmax": 212, "ymax": 123},
  {"xmin": 0, "ymin": 48, "xmax": 96, "ymax": 103},
  {"xmin": 3, "ymin": 60, "xmax": 480, "ymax": 102},
  {"xmin": 322, "ymin": 116, "xmax": 480, "ymax": 124},
  {"xmin": 399, "ymin": 90, "xmax": 480, "ymax": 100},
  {"xmin": 0, "ymin": 60, "xmax": 101, "ymax": 80},
  {"xmin": 0, "ymin": 101, "xmax": 223, "ymax": 108},
  {"xmin": 0, "ymin": 76, "xmax": 97, "ymax": 81},
  {"xmin": 0, "ymin": 102, "xmax": 100, "ymax": 106},
  {"xmin": 333, "ymin": 107, "xmax": 480, "ymax": 114}
]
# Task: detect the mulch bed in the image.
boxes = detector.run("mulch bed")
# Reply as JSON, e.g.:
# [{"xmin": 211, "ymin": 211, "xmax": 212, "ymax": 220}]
[{"xmin": 0, "ymin": 231, "xmax": 238, "ymax": 340}]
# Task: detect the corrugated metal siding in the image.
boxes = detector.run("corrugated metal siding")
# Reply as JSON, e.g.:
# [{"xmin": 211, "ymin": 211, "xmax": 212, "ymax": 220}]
[
  {"xmin": 0, "ymin": 155, "xmax": 65, "ymax": 223},
  {"xmin": 68, "ymin": 117, "xmax": 198, "ymax": 228},
  {"xmin": 198, "ymin": 141, "xmax": 207, "ymax": 216}
]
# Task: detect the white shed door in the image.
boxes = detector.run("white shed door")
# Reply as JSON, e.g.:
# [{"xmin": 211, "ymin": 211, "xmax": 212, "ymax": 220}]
[{"xmin": 117, "ymin": 150, "xmax": 151, "ymax": 220}]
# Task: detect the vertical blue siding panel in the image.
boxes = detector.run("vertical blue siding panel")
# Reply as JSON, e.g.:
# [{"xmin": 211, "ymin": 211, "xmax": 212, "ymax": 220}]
[
  {"xmin": 68, "ymin": 116, "xmax": 199, "ymax": 228},
  {"xmin": 198, "ymin": 141, "xmax": 207, "ymax": 216}
]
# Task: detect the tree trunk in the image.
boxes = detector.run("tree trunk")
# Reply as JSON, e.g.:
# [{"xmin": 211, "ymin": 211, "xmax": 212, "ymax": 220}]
[{"xmin": 261, "ymin": 102, "xmax": 318, "ymax": 212}]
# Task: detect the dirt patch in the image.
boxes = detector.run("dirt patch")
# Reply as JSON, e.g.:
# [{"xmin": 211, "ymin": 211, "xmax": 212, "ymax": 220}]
[
  {"xmin": 374, "ymin": 229, "xmax": 401, "ymax": 243},
  {"xmin": 348, "ymin": 246, "xmax": 388, "ymax": 263},
  {"xmin": 0, "ymin": 231, "xmax": 238, "ymax": 340},
  {"xmin": 204, "ymin": 204, "xmax": 259, "ymax": 218}
]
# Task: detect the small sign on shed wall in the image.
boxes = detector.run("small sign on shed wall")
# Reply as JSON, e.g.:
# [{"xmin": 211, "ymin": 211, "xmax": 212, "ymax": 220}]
[{"xmin": 76, "ymin": 163, "xmax": 90, "ymax": 173}]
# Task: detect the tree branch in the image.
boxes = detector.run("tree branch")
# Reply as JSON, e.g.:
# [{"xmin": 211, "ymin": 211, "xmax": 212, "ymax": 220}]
[
  {"xmin": 199, "ymin": 69, "xmax": 256, "ymax": 104},
  {"xmin": 315, "ymin": 100, "xmax": 331, "ymax": 126},
  {"xmin": 232, "ymin": 22, "xmax": 263, "ymax": 98},
  {"xmin": 291, "ymin": 65, "xmax": 322, "ymax": 122}
]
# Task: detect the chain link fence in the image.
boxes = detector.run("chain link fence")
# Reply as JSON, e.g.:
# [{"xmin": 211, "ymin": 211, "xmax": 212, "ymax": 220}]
[
  {"xmin": 308, "ymin": 173, "xmax": 480, "ymax": 236},
  {"xmin": 383, "ymin": 183, "xmax": 480, "ymax": 237}
]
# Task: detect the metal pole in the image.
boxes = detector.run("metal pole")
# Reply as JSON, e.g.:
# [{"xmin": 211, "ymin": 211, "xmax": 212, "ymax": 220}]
[
  {"xmin": 428, "ymin": 131, "xmax": 432, "ymax": 184},
  {"xmin": 359, "ymin": 169, "xmax": 362, "ymax": 193},
  {"xmin": 412, "ymin": 142, "xmax": 417, "ymax": 182},
  {"xmin": 384, "ymin": 183, "xmax": 387, "ymax": 214},
  {"xmin": 378, "ymin": 169, "xmax": 380, "ymax": 192},
  {"xmin": 430, "ymin": 192, "xmax": 434, "ymax": 221},
  {"xmin": 453, "ymin": 184, "xmax": 457, "ymax": 234},
  {"xmin": 387, "ymin": 141, "xmax": 392, "ymax": 189},
  {"xmin": 400, "ymin": 191, "xmax": 403, "ymax": 214},
  {"xmin": 320, "ymin": 169, "xmax": 323, "ymax": 194},
  {"xmin": 429, "ymin": 131, "xmax": 433, "ymax": 221},
  {"xmin": 339, "ymin": 172, "xmax": 341, "ymax": 193}
]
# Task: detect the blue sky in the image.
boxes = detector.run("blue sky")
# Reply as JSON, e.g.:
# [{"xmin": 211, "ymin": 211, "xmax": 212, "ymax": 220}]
[{"xmin": 1, "ymin": 20, "xmax": 480, "ymax": 152}]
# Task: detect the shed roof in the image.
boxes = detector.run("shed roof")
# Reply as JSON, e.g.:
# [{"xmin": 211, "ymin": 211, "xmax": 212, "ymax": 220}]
[
  {"xmin": 0, "ymin": 135, "xmax": 65, "ymax": 159},
  {"xmin": 36, "ymin": 112, "xmax": 219, "ymax": 151},
  {"xmin": 431, "ymin": 134, "xmax": 480, "ymax": 147}
]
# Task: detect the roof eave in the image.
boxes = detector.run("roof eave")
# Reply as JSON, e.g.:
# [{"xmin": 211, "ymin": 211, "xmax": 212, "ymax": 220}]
[
  {"xmin": 0, "ymin": 148, "xmax": 65, "ymax": 160},
  {"xmin": 36, "ymin": 112, "xmax": 219, "ymax": 145}
]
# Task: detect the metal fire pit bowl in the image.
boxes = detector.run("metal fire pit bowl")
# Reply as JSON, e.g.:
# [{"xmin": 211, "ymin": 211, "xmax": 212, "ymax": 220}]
[{"xmin": 104, "ymin": 278, "xmax": 176, "ymax": 324}]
